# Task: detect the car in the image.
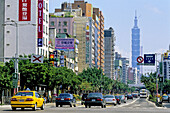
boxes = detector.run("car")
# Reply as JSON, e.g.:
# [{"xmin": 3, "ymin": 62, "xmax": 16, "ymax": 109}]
[
  {"xmin": 103, "ymin": 95, "xmax": 117, "ymax": 106},
  {"xmin": 115, "ymin": 96, "xmax": 121, "ymax": 104},
  {"xmin": 119, "ymin": 95, "xmax": 126, "ymax": 103},
  {"xmin": 11, "ymin": 90, "xmax": 45, "ymax": 111},
  {"xmin": 56, "ymin": 93, "xmax": 76, "ymax": 107},
  {"xmin": 81, "ymin": 93, "xmax": 88, "ymax": 105},
  {"xmin": 127, "ymin": 94, "xmax": 133, "ymax": 100},
  {"xmin": 162, "ymin": 95, "xmax": 169, "ymax": 102},
  {"xmin": 132, "ymin": 94, "xmax": 138, "ymax": 98},
  {"xmin": 84, "ymin": 93, "xmax": 106, "ymax": 108}
]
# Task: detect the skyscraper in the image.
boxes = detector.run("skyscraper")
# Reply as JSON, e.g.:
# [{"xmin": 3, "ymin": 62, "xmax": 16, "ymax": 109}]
[{"xmin": 132, "ymin": 12, "xmax": 140, "ymax": 71}]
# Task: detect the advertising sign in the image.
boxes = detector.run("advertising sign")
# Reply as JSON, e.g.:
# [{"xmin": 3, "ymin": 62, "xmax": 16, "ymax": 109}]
[
  {"xmin": 144, "ymin": 54, "xmax": 155, "ymax": 65},
  {"xmin": 19, "ymin": 0, "xmax": 31, "ymax": 21},
  {"xmin": 86, "ymin": 23, "xmax": 90, "ymax": 63},
  {"xmin": 164, "ymin": 52, "xmax": 170, "ymax": 60},
  {"xmin": 37, "ymin": 0, "xmax": 43, "ymax": 47},
  {"xmin": 55, "ymin": 38, "xmax": 74, "ymax": 50}
]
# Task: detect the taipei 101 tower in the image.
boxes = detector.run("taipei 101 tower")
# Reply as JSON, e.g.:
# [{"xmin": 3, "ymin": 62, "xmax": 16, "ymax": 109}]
[{"xmin": 132, "ymin": 11, "xmax": 140, "ymax": 71}]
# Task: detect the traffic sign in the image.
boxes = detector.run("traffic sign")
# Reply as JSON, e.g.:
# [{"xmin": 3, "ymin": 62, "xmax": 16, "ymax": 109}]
[
  {"xmin": 144, "ymin": 54, "xmax": 155, "ymax": 65},
  {"xmin": 137, "ymin": 56, "xmax": 144, "ymax": 63},
  {"xmin": 31, "ymin": 55, "xmax": 44, "ymax": 63}
]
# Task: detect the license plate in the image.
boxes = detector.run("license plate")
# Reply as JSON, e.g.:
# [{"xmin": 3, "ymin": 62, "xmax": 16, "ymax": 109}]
[
  {"xmin": 19, "ymin": 99, "xmax": 24, "ymax": 102},
  {"xmin": 61, "ymin": 98, "xmax": 64, "ymax": 100},
  {"xmin": 92, "ymin": 99, "xmax": 95, "ymax": 101}
]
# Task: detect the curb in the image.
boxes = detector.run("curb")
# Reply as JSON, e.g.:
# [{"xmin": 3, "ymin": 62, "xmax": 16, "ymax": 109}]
[{"xmin": 0, "ymin": 105, "xmax": 11, "ymax": 108}]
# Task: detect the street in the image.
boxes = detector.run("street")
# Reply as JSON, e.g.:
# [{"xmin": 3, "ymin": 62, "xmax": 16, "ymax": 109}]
[{"xmin": 0, "ymin": 98, "xmax": 169, "ymax": 113}]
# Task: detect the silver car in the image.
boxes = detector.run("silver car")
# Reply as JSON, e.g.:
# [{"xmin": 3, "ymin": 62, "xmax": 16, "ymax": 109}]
[{"xmin": 104, "ymin": 95, "xmax": 117, "ymax": 106}]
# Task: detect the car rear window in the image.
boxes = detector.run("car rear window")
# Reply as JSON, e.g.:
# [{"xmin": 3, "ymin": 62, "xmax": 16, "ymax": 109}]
[
  {"xmin": 104, "ymin": 95, "xmax": 114, "ymax": 98},
  {"xmin": 88, "ymin": 93, "xmax": 102, "ymax": 97},
  {"xmin": 15, "ymin": 92, "xmax": 33, "ymax": 96},
  {"xmin": 59, "ymin": 94, "xmax": 70, "ymax": 97}
]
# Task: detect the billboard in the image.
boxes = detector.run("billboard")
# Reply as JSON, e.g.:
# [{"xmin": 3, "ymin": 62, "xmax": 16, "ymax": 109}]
[
  {"xmin": 55, "ymin": 38, "xmax": 74, "ymax": 50},
  {"xmin": 86, "ymin": 23, "xmax": 90, "ymax": 63},
  {"xmin": 164, "ymin": 52, "xmax": 170, "ymax": 60},
  {"xmin": 37, "ymin": 0, "xmax": 43, "ymax": 47},
  {"xmin": 19, "ymin": 0, "xmax": 31, "ymax": 21}
]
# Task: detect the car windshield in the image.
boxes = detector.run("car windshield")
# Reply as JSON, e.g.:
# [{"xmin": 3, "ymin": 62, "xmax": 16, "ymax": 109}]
[
  {"xmin": 88, "ymin": 93, "xmax": 102, "ymax": 97},
  {"xmin": 104, "ymin": 95, "xmax": 114, "ymax": 98},
  {"xmin": 59, "ymin": 93, "xmax": 70, "ymax": 97},
  {"xmin": 15, "ymin": 92, "xmax": 33, "ymax": 96},
  {"xmin": 163, "ymin": 96, "xmax": 168, "ymax": 97}
]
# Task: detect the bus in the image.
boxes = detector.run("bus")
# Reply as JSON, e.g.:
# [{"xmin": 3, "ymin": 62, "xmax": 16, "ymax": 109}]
[{"xmin": 140, "ymin": 89, "xmax": 148, "ymax": 98}]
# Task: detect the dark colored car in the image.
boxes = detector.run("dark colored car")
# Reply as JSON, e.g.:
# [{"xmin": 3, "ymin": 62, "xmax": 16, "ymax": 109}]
[
  {"xmin": 56, "ymin": 93, "xmax": 76, "ymax": 107},
  {"xmin": 115, "ymin": 96, "xmax": 121, "ymax": 104},
  {"xmin": 84, "ymin": 93, "xmax": 106, "ymax": 108},
  {"xmin": 127, "ymin": 94, "xmax": 133, "ymax": 100},
  {"xmin": 81, "ymin": 94, "xmax": 88, "ymax": 105},
  {"xmin": 119, "ymin": 95, "xmax": 126, "ymax": 103},
  {"xmin": 132, "ymin": 94, "xmax": 138, "ymax": 98}
]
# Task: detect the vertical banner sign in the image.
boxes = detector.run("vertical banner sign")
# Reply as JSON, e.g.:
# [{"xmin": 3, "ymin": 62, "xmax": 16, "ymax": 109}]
[
  {"xmin": 37, "ymin": 0, "xmax": 43, "ymax": 47},
  {"xmin": 19, "ymin": 0, "xmax": 31, "ymax": 21},
  {"xmin": 86, "ymin": 23, "xmax": 90, "ymax": 63}
]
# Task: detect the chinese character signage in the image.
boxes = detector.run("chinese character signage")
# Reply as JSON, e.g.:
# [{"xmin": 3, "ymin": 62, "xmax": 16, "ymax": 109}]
[
  {"xmin": 86, "ymin": 23, "xmax": 90, "ymax": 63},
  {"xmin": 19, "ymin": 0, "xmax": 31, "ymax": 21},
  {"xmin": 55, "ymin": 38, "xmax": 74, "ymax": 50},
  {"xmin": 37, "ymin": 0, "xmax": 43, "ymax": 47},
  {"xmin": 144, "ymin": 54, "xmax": 155, "ymax": 65}
]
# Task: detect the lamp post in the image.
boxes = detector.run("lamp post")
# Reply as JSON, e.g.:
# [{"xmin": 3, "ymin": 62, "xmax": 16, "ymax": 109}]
[{"xmin": 155, "ymin": 53, "xmax": 161, "ymax": 102}]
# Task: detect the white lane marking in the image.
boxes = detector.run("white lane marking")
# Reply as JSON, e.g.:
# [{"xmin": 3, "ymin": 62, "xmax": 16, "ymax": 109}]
[{"xmin": 117, "ymin": 98, "xmax": 139, "ymax": 108}]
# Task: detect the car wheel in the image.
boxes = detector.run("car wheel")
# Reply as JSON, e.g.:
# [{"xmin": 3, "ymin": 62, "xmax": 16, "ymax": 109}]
[
  {"xmin": 60, "ymin": 105, "xmax": 63, "ymax": 107},
  {"xmin": 21, "ymin": 108, "xmax": 24, "ymax": 111},
  {"xmin": 104, "ymin": 104, "xmax": 106, "ymax": 108},
  {"xmin": 89, "ymin": 105, "xmax": 91, "ymax": 108},
  {"xmin": 74, "ymin": 104, "xmax": 76, "ymax": 107},
  {"xmin": 124, "ymin": 101, "xmax": 126, "ymax": 103},
  {"xmin": 32, "ymin": 103, "xmax": 37, "ymax": 111},
  {"xmin": 56, "ymin": 104, "xmax": 58, "ymax": 107},
  {"xmin": 70, "ymin": 104, "xmax": 72, "ymax": 107},
  {"xmin": 114, "ymin": 104, "xmax": 116, "ymax": 106},
  {"xmin": 41, "ymin": 103, "xmax": 45, "ymax": 110},
  {"xmin": 85, "ymin": 105, "xmax": 87, "ymax": 108},
  {"xmin": 12, "ymin": 107, "xmax": 16, "ymax": 111},
  {"xmin": 81, "ymin": 102, "xmax": 83, "ymax": 105}
]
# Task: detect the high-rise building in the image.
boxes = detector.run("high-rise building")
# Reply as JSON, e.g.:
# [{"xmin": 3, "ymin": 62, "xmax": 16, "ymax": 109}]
[
  {"xmin": 162, "ymin": 50, "xmax": 170, "ymax": 80},
  {"xmin": 0, "ymin": 0, "xmax": 49, "ymax": 61},
  {"xmin": 0, "ymin": 0, "xmax": 5, "ymax": 62},
  {"xmin": 104, "ymin": 27, "xmax": 115, "ymax": 79},
  {"xmin": 131, "ymin": 12, "xmax": 140, "ymax": 71}
]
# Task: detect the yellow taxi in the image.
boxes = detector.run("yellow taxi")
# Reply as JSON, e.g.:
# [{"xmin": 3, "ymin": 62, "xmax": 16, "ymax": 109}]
[{"xmin": 11, "ymin": 90, "xmax": 45, "ymax": 111}]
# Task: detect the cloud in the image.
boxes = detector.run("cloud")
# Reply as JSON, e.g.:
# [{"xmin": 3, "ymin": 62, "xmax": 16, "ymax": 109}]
[{"xmin": 145, "ymin": 4, "xmax": 162, "ymax": 14}]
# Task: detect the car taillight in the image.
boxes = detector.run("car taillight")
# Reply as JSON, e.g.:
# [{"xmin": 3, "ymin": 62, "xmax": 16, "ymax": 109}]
[
  {"xmin": 86, "ymin": 99, "xmax": 90, "ymax": 101},
  {"xmin": 11, "ymin": 98, "xmax": 17, "ymax": 101},
  {"xmin": 56, "ymin": 98, "xmax": 61, "ymax": 100},
  {"xmin": 64, "ymin": 98, "xmax": 70, "ymax": 100},
  {"xmin": 124, "ymin": 97, "xmax": 125, "ymax": 100},
  {"xmin": 117, "ymin": 99, "xmax": 119, "ymax": 101},
  {"xmin": 96, "ymin": 99, "xmax": 103, "ymax": 101},
  {"xmin": 26, "ymin": 98, "xmax": 34, "ymax": 101},
  {"xmin": 113, "ymin": 99, "xmax": 115, "ymax": 101}
]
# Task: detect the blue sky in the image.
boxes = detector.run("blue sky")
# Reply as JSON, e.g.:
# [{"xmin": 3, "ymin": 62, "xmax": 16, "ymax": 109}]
[{"xmin": 49, "ymin": 0, "xmax": 170, "ymax": 69}]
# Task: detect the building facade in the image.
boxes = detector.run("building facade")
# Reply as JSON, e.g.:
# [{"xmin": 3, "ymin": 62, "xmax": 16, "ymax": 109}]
[
  {"xmin": 104, "ymin": 27, "xmax": 115, "ymax": 79},
  {"xmin": 131, "ymin": 13, "xmax": 140, "ymax": 71},
  {"xmin": 1, "ymin": 0, "xmax": 49, "ymax": 62},
  {"xmin": 162, "ymin": 50, "xmax": 170, "ymax": 80}
]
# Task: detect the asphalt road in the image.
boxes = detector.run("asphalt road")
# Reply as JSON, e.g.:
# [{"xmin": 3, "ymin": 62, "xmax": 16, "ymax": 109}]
[{"xmin": 0, "ymin": 98, "xmax": 169, "ymax": 113}]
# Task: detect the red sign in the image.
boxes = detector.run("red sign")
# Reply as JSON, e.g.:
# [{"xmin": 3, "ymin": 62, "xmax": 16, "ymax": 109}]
[
  {"xmin": 19, "ymin": 0, "xmax": 31, "ymax": 21},
  {"xmin": 137, "ymin": 56, "xmax": 144, "ymax": 63},
  {"xmin": 38, "ymin": 0, "xmax": 43, "ymax": 39}
]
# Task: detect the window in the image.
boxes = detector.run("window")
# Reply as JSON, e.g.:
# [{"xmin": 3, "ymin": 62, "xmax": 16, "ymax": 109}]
[
  {"xmin": 63, "ymin": 21, "xmax": 67, "ymax": 26},
  {"xmin": 43, "ymin": 1, "xmax": 45, "ymax": 8},
  {"xmin": 51, "ymin": 21, "xmax": 54, "ymax": 26},
  {"xmin": 46, "ymin": 38, "xmax": 47, "ymax": 46},
  {"xmin": 7, "ymin": 5, "xmax": 10, "ymax": 7},
  {"xmin": 46, "ymin": 15, "xmax": 48, "ymax": 22},
  {"xmin": 63, "ymin": 29, "xmax": 67, "ymax": 33},
  {"xmin": 43, "ymin": 25, "xmax": 45, "ymax": 33},
  {"xmin": 46, "ymin": 3, "xmax": 48, "ymax": 10},
  {"xmin": 43, "ymin": 13, "xmax": 45, "ymax": 21},
  {"xmin": 59, "ymin": 29, "xmax": 61, "ymax": 33},
  {"xmin": 46, "ymin": 27, "xmax": 47, "ymax": 34},
  {"xmin": 6, "ymin": 44, "xmax": 10, "ymax": 46},
  {"xmin": 7, "ymin": 31, "xmax": 10, "ymax": 33},
  {"xmin": 59, "ymin": 22, "xmax": 61, "ymax": 26},
  {"xmin": 7, "ymin": 18, "xmax": 10, "ymax": 20},
  {"xmin": 78, "ymin": 5, "xmax": 80, "ymax": 7}
]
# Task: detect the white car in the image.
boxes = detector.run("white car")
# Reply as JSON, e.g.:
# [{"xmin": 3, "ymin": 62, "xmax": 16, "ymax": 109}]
[{"xmin": 104, "ymin": 95, "xmax": 117, "ymax": 106}]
